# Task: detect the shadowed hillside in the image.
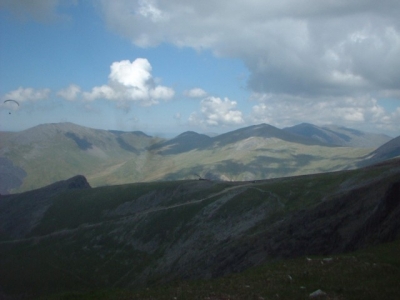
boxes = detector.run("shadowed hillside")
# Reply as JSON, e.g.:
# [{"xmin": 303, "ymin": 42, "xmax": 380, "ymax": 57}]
[
  {"xmin": 367, "ymin": 135, "xmax": 400, "ymax": 162},
  {"xmin": 0, "ymin": 158, "xmax": 399, "ymax": 299}
]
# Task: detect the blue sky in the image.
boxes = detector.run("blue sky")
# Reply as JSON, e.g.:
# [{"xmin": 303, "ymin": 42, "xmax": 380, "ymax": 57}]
[{"xmin": 1, "ymin": 1, "xmax": 399, "ymax": 137}]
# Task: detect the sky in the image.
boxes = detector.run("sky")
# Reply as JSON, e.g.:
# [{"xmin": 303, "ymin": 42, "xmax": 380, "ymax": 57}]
[{"xmin": 0, "ymin": 0, "xmax": 399, "ymax": 137}]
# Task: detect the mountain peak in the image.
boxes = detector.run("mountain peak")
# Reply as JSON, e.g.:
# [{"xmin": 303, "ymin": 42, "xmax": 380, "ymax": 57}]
[
  {"xmin": 213, "ymin": 123, "xmax": 325, "ymax": 147},
  {"xmin": 37, "ymin": 175, "xmax": 91, "ymax": 193},
  {"xmin": 177, "ymin": 131, "xmax": 206, "ymax": 138},
  {"xmin": 149, "ymin": 131, "xmax": 212, "ymax": 155}
]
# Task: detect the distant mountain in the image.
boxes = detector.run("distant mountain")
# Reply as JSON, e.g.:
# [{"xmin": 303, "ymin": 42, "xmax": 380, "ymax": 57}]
[
  {"xmin": 212, "ymin": 123, "xmax": 329, "ymax": 147},
  {"xmin": 283, "ymin": 123, "xmax": 391, "ymax": 148},
  {"xmin": 0, "ymin": 157, "xmax": 26, "ymax": 194},
  {"xmin": 0, "ymin": 122, "xmax": 162, "ymax": 193},
  {"xmin": 0, "ymin": 122, "xmax": 156, "ymax": 152},
  {"xmin": 0, "ymin": 122, "xmax": 390, "ymax": 193},
  {"xmin": 367, "ymin": 135, "xmax": 400, "ymax": 162},
  {"xmin": 149, "ymin": 131, "xmax": 212, "ymax": 154},
  {"xmin": 150, "ymin": 123, "xmax": 329, "ymax": 155}
]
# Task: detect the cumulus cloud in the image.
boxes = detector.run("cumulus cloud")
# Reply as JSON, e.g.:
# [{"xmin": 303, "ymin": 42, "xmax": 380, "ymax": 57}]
[
  {"xmin": 2, "ymin": 87, "xmax": 50, "ymax": 103},
  {"xmin": 0, "ymin": 0, "xmax": 77, "ymax": 22},
  {"xmin": 184, "ymin": 88, "xmax": 207, "ymax": 98},
  {"xmin": 189, "ymin": 96, "xmax": 244, "ymax": 126},
  {"xmin": 83, "ymin": 58, "xmax": 174, "ymax": 106},
  {"xmin": 57, "ymin": 84, "xmax": 81, "ymax": 101},
  {"xmin": 98, "ymin": 1, "xmax": 400, "ymax": 99}
]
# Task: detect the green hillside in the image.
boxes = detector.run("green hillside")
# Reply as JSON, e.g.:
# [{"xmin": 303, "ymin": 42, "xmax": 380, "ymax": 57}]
[
  {"xmin": 1, "ymin": 123, "xmax": 375, "ymax": 193},
  {"xmin": 1, "ymin": 158, "xmax": 399, "ymax": 299},
  {"xmin": 0, "ymin": 123, "xmax": 162, "ymax": 192},
  {"xmin": 40, "ymin": 240, "xmax": 400, "ymax": 300}
]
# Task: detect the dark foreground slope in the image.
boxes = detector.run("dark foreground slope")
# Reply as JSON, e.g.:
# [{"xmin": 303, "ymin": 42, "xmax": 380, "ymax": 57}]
[
  {"xmin": 47, "ymin": 240, "xmax": 400, "ymax": 300},
  {"xmin": 0, "ymin": 159, "xmax": 399, "ymax": 299},
  {"xmin": 0, "ymin": 175, "xmax": 91, "ymax": 240}
]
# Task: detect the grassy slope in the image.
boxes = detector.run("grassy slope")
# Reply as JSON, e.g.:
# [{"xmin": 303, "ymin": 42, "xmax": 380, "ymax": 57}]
[
  {"xmin": 1, "ymin": 123, "xmax": 163, "ymax": 192},
  {"xmin": 4, "ymin": 133, "xmax": 134, "ymax": 192},
  {"xmin": 1, "ymin": 160, "xmax": 399, "ymax": 299},
  {"xmin": 42, "ymin": 239, "xmax": 400, "ymax": 300},
  {"xmin": 150, "ymin": 138, "xmax": 372, "ymax": 181},
  {"xmin": 4, "ymin": 132, "xmax": 372, "ymax": 192}
]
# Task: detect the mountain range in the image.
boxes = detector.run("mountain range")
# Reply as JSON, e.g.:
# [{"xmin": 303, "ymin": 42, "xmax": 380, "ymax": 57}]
[
  {"xmin": 0, "ymin": 122, "xmax": 397, "ymax": 194},
  {"xmin": 283, "ymin": 122, "xmax": 391, "ymax": 147}
]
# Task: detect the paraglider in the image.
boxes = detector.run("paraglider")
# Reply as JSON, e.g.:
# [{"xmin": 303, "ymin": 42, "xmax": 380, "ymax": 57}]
[
  {"xmin": 3, "ymin": 99, "xmax": 19, "ymax": 114},
  {"xmin": 4, "ymin": 99, "xmax": 19, "ymax": 106}
]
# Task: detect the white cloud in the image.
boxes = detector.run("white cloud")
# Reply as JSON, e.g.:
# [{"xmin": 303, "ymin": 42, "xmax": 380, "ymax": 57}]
[
  {"xmin": 378, "ymin": 107, "xmax": 400, "ymax": 133},
  {"xmin": 137, "ymin": 0, "xmax": 169, "ymax": 23},
  {"xmin": 98, "ymin": 1, "xmax": 400, "ymax": 135},
  {"xmin": 57, "ymin": 84, "xmax": 81, "ymax": 101},
  {"xmin": 150, "ymin": 85, "xmax": 175, "ymax": 100},
  {"xmin": 83, "ymin": 85, "xmax": 115, "ymax": 102},
  {"xmin": 83, "ymin": 59, "xmax": 174, "ymax": 106},
  {"xmin": 2, "ymin": 87, "xmax": 50, "ymax": 103},
  {"xmin": 189, "ymin": 96, "xmax": 244, "ymax": 126},
  {"xmin": 184, "ymin": 88, "xmax": 207, "ymax": 98},
  {"xmin": 98, "ymin": 1, "xmax": 400, "ymax": 99}
]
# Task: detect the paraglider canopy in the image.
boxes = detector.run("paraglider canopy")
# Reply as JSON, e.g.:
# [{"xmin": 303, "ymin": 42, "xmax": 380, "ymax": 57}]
[
  {"xmin": 4, "ymin": 99, "xmax": 19, "ymax": 106},
  {"xmin": 3, "ymin": 99, "xmax": 19, "ymax": 114}
]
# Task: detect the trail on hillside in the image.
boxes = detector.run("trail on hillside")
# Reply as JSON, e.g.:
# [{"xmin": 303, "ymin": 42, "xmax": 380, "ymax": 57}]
[
  {"xmin": 136, "ymin": 183, "xmax": 251, "ymax": 213},
  {"xmin": 0, "ymin": 182, "xmax": 264, "ymax": 245}
]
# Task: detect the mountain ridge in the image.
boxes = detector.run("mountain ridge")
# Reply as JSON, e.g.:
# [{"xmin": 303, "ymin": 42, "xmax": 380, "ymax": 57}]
[
  {"xmin": 148, "ymin": 123, "xmax": 330, "ymax": 155},
  {"xmin": 213, "ymin": 123, "xmax": 330, "ymax": 147},
  {"xmin": 149, "ymin": 131, "xmax": 212, "ymax": 154},
  {"xmin": 367, "ymin": 135, "xmax": 400, "ymax": 162},
  {"xmin": 0, "ymin": 122, "xmax": 396, "ymax": 194},
  {"xmin": 283, "ymin": 122, "xmax": 391, "ymax": 147}
]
